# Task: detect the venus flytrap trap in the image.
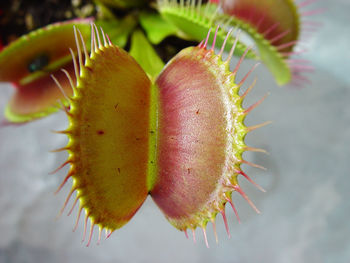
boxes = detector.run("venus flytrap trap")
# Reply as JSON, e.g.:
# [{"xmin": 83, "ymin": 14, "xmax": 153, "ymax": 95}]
[
  {"xmin": 0, "ymin": 19, "xmax": 92, "ymax": 124},
  {"xmin": 208, "ymin": 0, "xmax": 301, "ymax": 85},
  {"xmin": 209, "ymin": 0, "xmax": 322, "ymax": 86},
  {"xmin": 150, "ymin": 27, "xmax": 269, "ymax": 247},
  {"xmin": 52, "ymin": 23, "xmax": 269, "ymax": 247}
]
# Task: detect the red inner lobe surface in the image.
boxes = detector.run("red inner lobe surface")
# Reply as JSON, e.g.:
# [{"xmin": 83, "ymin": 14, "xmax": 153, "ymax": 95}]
[
  {"xmin": 224, "ymin": 0, "xmax": 298, "ymax": 48},
  {"xmin": 0, "ymin": 26, "xmax": 80, "ymax": 83},
  {"xmin": 151, "ymin": 52, "xmax": 227, "ymax": 220},
  {"xmin": 232, "ymin": 6, "xmax": 286, "ymax": 45},
  {"xmin": 9, "ymin": 62, "xmax": 75, "ymax": 116}
]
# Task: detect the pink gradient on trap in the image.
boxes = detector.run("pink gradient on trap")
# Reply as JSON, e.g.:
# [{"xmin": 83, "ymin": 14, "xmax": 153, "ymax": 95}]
[
  {"xmin": 211, "ymin": 0, "xmax": 300, "ymax": 50},
  {"xmin": 7, "ymin": 62, "xmax": 75, "ymax": 117},
  {"xmin": 151, "ymin": 51, "xmax": 227, "ymax": 219},
  {"xmin": 210, "ymin": 0, "xmax": 324, "ymax": 87}
]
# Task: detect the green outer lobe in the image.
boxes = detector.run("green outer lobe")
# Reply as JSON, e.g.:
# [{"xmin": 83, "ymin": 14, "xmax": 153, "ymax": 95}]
[
  {"xmin": 158, "ymin": 2, "xmax": 257, "ymax": 59},
  {"xmin": 67, "ymin": 44, "xmax": 151, "ymax": 230},
  {"xmin": 4, "ymin": 103, "xmax": 57, "ymax": 123},
  {"xmin": 256, "ymin": 41, "xmax": 291, "ymax": 85},
  {"xmin": 4, "ymin": 105, "xmax": 57, "ymax": 123}
]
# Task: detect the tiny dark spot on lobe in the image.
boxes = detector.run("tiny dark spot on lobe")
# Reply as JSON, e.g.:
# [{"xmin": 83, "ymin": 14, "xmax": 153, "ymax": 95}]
[{"xmin": 97, "ymin": 130, "xmax": 105, "ymax": 135}]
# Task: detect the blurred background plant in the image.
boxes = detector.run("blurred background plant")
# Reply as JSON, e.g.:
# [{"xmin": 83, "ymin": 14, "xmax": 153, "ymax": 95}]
[{"xmin": 0, "ymin": 0, "xmax": 321, "ymax": 124}]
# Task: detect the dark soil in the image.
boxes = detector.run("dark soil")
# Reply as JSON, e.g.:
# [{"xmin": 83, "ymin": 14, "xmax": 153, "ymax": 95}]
[
  {"xmin": 0, "ymin": 0, "xmax": 204, "ymax": 61},
  {"xmin": 0, "ymin": 0, "xmax": 96, "ymax": 45}
]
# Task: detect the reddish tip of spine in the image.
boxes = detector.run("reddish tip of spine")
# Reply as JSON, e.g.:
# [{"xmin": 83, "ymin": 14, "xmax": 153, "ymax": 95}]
[
  {"xmin": 211, "ymin": 25, "xmax": 220, "ymax": 51},
  {"xmin": 73, "ymin": 206, "xmax": 83, "ymax": 232},
  {"xmin": 184, "ymin": 229, "xmax": 189, "ymax": 239},
  {"xmin": 233, "ymin": 185, "xmax": 261, "ymax": 214},
  {"xmin": 298, "ymin": 0, "xmax": 317, "ymax": 8},
  {"xmin": 241, "ymin": 78, "xmax": 257, "ymax": 99},
  {"xmin": 241, "ymin": 159, "xmax": 266, "ymax": 171},
  {"xmin": 202, "ymin": 227, "xmax": 209, "ymax": 248},
  {"xmin": 97, "ymin": 227, "xmax": 102, "ymax": 245},
  {"xmin": 50, "ymin": 129, "xmax": 70, "ymax": 135},
  {"xmin": 86, "ymin": 223, "xmax": 94, "ymax": 247},
  {"xmin": 192, "ymin": 229, "xmax": 196, "ymax": 244},
  {"xmin": 246, "ymin": 121, "xmax": 272, "ymax": 132},
  {"xmin": 49, "ymin": 160, "xmax": 71, "ymax": 175},
  {"xmin": 244, "ymin": 93, "xmax": 268, "ymax": 114},
  {"xmin": 232, "ymin": 46, "xmax": 252, "ymax": 76},
  {"xmin": 58, "ymin": 188, "xmax": 75, "ymax": 217},
  {"xmin": 226, "ymin": 197, "xmax": 241, "ymax": 223},
  {"xmin": 238, "ymin": 63, "xmax": 260, "ymax": 87},
  {"xmin": 198, "ymin": 40, "xmax": 204, "ymax": 48},
  {"xmin": 237, "ymin": 170, "xmax": 266, "ymax": 192},
  {"xmin": 203, "ymin": 28, "xmax": 212, "ymax": 49},
  {"xmin": 301, "ymin": 8, "xmax": 326, "ymax": 16},
  {"xmin": 68, "ymin": 195, "xmax": 79, "ymax": 216},
  {"xmin": 106, "ymin": 230, "xmax": 113, "ymax": 239},
  {"xmin": 211, "ymin": 220, "xmax": 218, "ymax": 244},
  {"xmin": 226, "ymin": 30, "xmax": 241, "ymax": 63},
  {"xmin": 269, "ymin": 29, "xmax": 291, "ymax": 44},
  {"xmin": 293, "ymin": 74, "xmax": 312, "ymax": 85},
  {"xmin": 82, "ymin": 213, "xmax": 89, "ymax": 242},
  {"xmin": 219, "ymin": 27, "xmax": 233, "ymax": 57},
  {"xmin": 50, "ymin": 147, "xmax": 68, "ymax": 153},
  {"xmin": 291, "ymin": 64, "xmax": 314, "ymax": 71},
  {"xmin": 276, "ymin": 40, "xmax": 298, "ymax": 51},
  {"xmin": 262, "ymin": 22, "xmax": 280, "ymax": 37},
  {"xmin": 221, "ymin": 209, "xmax": 231, "ymax": 238},
  {"xmin": 54, "ymin": 170, "xmax": 74, "ymax": 194},
  {"xmin": 244, "ymin": 146, "xmax": 269, "ymax": 155},
  {"xmin": 106, "ymin": 34, "xmax": 112, "ymax": 46}
]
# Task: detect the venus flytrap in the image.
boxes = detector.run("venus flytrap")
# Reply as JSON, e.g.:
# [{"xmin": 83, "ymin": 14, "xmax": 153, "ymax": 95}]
[{"xmin": 52, "ymin": 24, "xmax": 268, "ymax": 247}]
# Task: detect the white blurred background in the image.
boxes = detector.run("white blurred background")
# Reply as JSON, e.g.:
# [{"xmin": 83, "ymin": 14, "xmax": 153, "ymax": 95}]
[{"xmin": 0, "ymin": 0, "xmax": 349, "ymax": 262}]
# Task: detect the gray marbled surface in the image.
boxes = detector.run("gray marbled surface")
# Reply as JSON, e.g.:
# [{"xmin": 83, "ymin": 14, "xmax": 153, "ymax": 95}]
[{"xmin": 0, "ymin": 1, "xmax": 349, "ymax": 262}]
